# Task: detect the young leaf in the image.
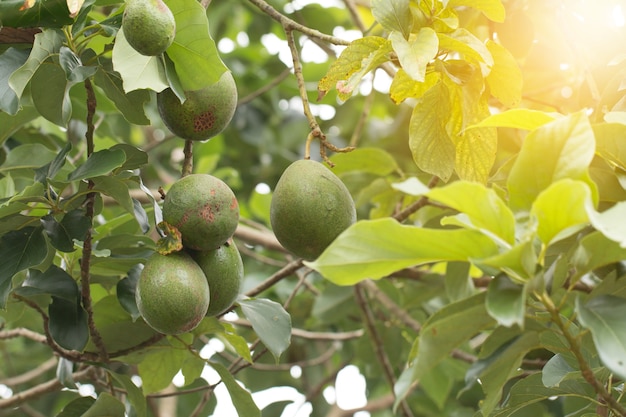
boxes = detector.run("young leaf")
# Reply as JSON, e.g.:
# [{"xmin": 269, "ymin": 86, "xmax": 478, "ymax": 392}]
[
  {"xmin": 239, "ymin": 298, "xmax": 291, "ymax": 361},
  {"xmin": 486, "ymin": 40, "xmax": 522, "ymax": 107},
  {"xmin": 318, "ymin": 36, "xmax": 392, "ymax": 101},
  {"xmin": 477, "ymin": 239, "xmax": 537, "ymax": 282},
  {"xmin": 507, "ymin": 111, "xmax": 596, "ymax": 211},
  {"xmin": 306, "ymin": 218, "xmax": 500, "ymax": 285},
  {"xmin": 372, "ymin": 0, "xmax": 412, "ymax": 38},
  {"xmin": 0, "ymin": 48, "xmax": 30, "ymax": 114},
  {"xmin": 486, "ymin": 275, "xmax": 526, "ymax": 328},
  {"xmin": 446, "ymin": 0, "xmax": 505, "ymax": 22},
  {"xmin": 426, "ymin": 180, "xmax": 515, "ymax": 245},
  {"xmin": 437, "ymin": 28, "xmax": 493, "ymax": 73},
  {"xmin": 108, "ymin": 371, "xmax": 147, "ymax": 417},
  {"xmin": 530, "ymin": 179, "xmax": 591, "ymax": 245},
  {"xmin": 587, "ymin": 200, "xmax": 626, "ymax": 248},
  {"xmin": 67, "ymin": 148, "xmax": 126, "ymax": 181},
  {"xmin": 466, "ymin": 108, "xmax": 556, "ymax": 131},
  {"xmin": 49, "ymin": 296, "xmax": 89, "ymax": 351},
  {"xmin": 81, "ymin": 392, "xmax": 126, "ymax": 417},
  {"xmin": 409, "ymin": 81, "xmax": 455, "ymax": 181},
  {"xmin": 576, "ymin": 294, "xmax": 626, "ymax": 380},
  {"xmin": 164, "ymin": 0, "xmax": 228, "ymax": 91},
  {"xmin": 138, "ymin": 346, "xmax": 187, "ymax": 394},
  {"xmin": 389, "ymin": 69, "xmax": 441, "ymax": 104},
  {"xmin": 209, "ymin": 361, "xmax": 261, "ymax": 417},
  {"xmin": 389, "ymin": 28, "xmax": 438, "ymax": 82}
]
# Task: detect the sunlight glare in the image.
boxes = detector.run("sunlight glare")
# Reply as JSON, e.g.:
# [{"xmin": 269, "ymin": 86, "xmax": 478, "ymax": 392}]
[{"xmin": 612, "ymin": 4, "xmax": 625, "ymax": 27}]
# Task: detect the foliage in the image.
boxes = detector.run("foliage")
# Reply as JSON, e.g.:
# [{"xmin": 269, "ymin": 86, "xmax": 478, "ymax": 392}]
[{"xmin": 1, "ymin": 0, "xmax": 626, "ymax": 416}]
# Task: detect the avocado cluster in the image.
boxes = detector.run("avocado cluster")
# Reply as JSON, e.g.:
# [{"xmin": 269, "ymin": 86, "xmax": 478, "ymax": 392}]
[{"xmin": 136, "ymin": 174, "xmax": 243, "ymax": 335}]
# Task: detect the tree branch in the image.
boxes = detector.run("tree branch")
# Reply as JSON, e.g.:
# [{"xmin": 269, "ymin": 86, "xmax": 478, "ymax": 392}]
[
  {"xmin": 393, "ymin": 176, "xmax": 439, "ymax": 223},
  {"xmin": 0, "ymin": 357, "xmax": 58, "ymax": 387},
  {"xmin": 181, "ymin": 139, "xmax": 193, "ymax": 177},
  {"xmin": 244, "ymin": 259, "xmax": 305, "ymax": 298}
]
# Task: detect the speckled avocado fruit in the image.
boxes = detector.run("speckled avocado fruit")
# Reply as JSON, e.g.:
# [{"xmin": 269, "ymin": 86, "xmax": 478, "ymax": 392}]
[
  {"xmin": 122, "ymin": 0, "xmax": 175, "ymax": 56},
  {"xmin": 163, "ymin": 174, "xmax": 239, "ymax": 251},
  {"xmin": 157, "ymin": 71, "xmax": 238, "ymax": 141},
  {"xmin": 136, "ymin": 251, "xmax": 210, "ymax": 335},
  {"xmin": 189, "ymin": 240, "xmax": 244, "ymax": 317},
  {"xmin": 270, "ymin": 159, "xmax": 356, "ymax": 261}
]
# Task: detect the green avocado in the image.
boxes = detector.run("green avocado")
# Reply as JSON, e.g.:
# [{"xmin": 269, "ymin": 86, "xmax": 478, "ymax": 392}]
[
  {"xmin": 136, "ymin": 251, "xmax": 210, "ymax": 335},
  {"xmin": 270, "ymin": 159, "xmax": 356, "ymax": 261},
  {"xmin": 122, "ymin": 0, "xmax": 175, "ymax": 56},
  {"xmin": 163, "ymin": 174, "xmax": 239, "ymax": 251},
  {"xmin": 189, "ymin": 239, "xmax": 244, "ymax": 317},
  {"xmin": 157, "ymin": 71, "xmax": 238, "ymax": 141}
]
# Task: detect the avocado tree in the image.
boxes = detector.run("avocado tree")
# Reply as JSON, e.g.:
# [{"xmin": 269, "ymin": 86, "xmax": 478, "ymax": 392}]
[{"xmin": 1, "ymin": 0, "xmax": 626, "ymax": 416}]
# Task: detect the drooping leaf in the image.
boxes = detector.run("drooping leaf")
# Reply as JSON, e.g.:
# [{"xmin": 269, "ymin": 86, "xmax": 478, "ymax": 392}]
[
  {"xmin": 389, "ymin": 28, "xmax": 438, "ymax": 82},
  {"xmin": 576, "ymin": 295, "xmax": 626, "ymax": 380},
  {"xmin": 14, "ymin": 265, "xmax": 79, "ymax": 301},
  {"xmin": 67, "ymin": 148, "xmax": 126, "ymax": 181},
  {"xmin": 477, "ymin": 239, "xmax": 537, "ymax": 282},
  {"xmin": 318, "ymin": 36, "xmax": 392, "ymax": 101},
  {"xmin": 81, "ymin": 392, "xmax": 126, "ymax": 417},
  {"xmin": 8, "ymin": 29, "xmax": 65, "ymax": 98},
  {"xmin": 0, "ymin": 226, "xmax": 48, "ymax": 308},
  {"xmin": 0, "ymin": 48, "xmax": 30, "ymax": 114},
  {"xmin": 138, "ymin": 345, "xmax": 187, "ymax": 394},
  {"xmin": 372, "ymin": 0, "xmax": 412, "ymax": 38},
  {"xmin": 93, "ymin": 68, "xmax": 151, "ymax": 125},
  {"xmin": 507, "ymin": 111, "xmax": 596, "ymax": 211},
  {"xmin": 49, "ymin": 296, "xmax": 89, "ymax": 351},
  {"xmin": 466, "ymin": 108, "xmax": 556, "ymax": 131},
  {"xmin": 427, "ymin": 180, "xmax": 515, "ymax": 245},
  {"xmin": 446, "ymin": 0, "xmax": 506, "ymax": 22},
  {"xmin": 486, "ymin": 275, "xmax": 526, "ymax": 328},
  {"xmin": 486, "ymin": 40, "xmax": 522, "ymax": 107},
  {"xmin": 56, "ymin": 357, "xmax": 77, "ymax": 389},
  {"xmin": 306, "ymin": 218, "xmax": 500, "ymax": 285},
  {"xmin": 209, "ymin": 361, "xmax": 261, "ymax": 417},
  {"xmin": 239, "ymin": 298, "xmax": 291, "ymax": 361},
  {"xmin": 409, "ymin": 81, "xmax": 455, "ymax": 181},
  {"xmin": 156, "ymin": 221, "xmax": 183, "ymax": 255},
  {"xmin": 111, "ymin": 28, "xmax": 169, "ymax": 93},
  {"xmin": 108, "ymin": 371, "xmax": 147, "ymax": 417},
  {"xmin": 110, "ymin": 143, "xmax": 149, "ymax": 171},
  {"xmin": 164, "ymin": 0, "xmax": 228, "ymax": 91},
  {"xmin": 91, "ymin": 175, "xmax": 135, "ymax": 214},
  {"xmin": 530, "ymin": 179, "xmax": 591, "ymax": 245}
]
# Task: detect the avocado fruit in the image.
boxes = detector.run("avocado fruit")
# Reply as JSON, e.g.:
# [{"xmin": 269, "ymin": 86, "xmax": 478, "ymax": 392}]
[
  {"xmin": 157, "ymin": 71, "xmax": 237, "ymax": 141},
  {"xmin": 122, "ymin": 0, "xmax": 176, "ymax": 56},
  {"xmin": 162, "ymin": 174, "xmax": 239, "ymax": 251},
  {"xmin": 270, "ymin": 159, "xmax": 356, "ymax": 261},
  {"xmin": 135, "ymin": 251, "xmax": 210, "ymax": 334},
  {"xmin": 189, "ymin": 239, "xmax": 243, "ymax": 317}
]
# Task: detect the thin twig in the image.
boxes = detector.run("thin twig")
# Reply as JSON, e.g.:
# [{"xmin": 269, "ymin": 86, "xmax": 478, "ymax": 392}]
[
  {"xmin": 244, "ymin": 259, "xmax": 305, "ymax": 298},
  {"xmin": 361, "ymin": 280, "xmax": 421, "ymax": 333},
  {"xmin": 181, "ymin": 139, "xmax": 193, "ymax": 177},
  {"xmin": 393, "ymin": 176, "xmax": 439, "ymax": 223},
  {"xmin": 0, "ymin": 357, "xmax": 58, "ymax": 387},
  {"xmin": 238, "ymin": 67, "xmax": 292, "ymax": 106},
  {"xmin": 229, "ymin": 319, "xmax": 364, "ymax": 341}
]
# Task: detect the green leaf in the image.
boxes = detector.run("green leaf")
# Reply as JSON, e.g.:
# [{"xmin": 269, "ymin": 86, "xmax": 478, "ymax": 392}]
[
  {"xmin": 477, "ymin": 239, "xmax": 537, "ymax": 282},
  {"xmin": 576, "ymin": 295, "xmax": 626, "ymax": 380},
  {"xmin": 164, "ymin": 0, "xmax": 228, "ymax": 91},
  {"xmin": 8, "ymin": 29, "xmax": 65, "ymax": 99},
  {"xmin": 530, "ymin": 179, "xmax": 591, "ymax": 245},
  {"xmin": 138, "ymin": 345, "xmax": 186, "ymax": 394},
  {"xmin": 486, "ymin": 40, "xmax": 522, "ymax": 107},
  {"xmin": 35, "ymin": 142, "xmax": 72, "ymax": 183},
  {"xmin": 81, "ymin": 392, "xmax": 126, "ymax": 417},
  {"xmin": 239, "ymin": 298, "xmax": 291, "ymax": 361},
  {"xmin": 0, "ymin": 143, "xmax": 59, "ymax": 172},
  {"xmin": 389, "ymin": 69, "xmax": 441, "ymax": 104},
  {"xmin": 542, "ymin": 354, "xmax": 575, "ymax": 387},
  {"xmin": 454, "ymin": 125, "xmax": 497, "ymax": 183},
  {"xmin": 112, "ymin": 28, "xmax": 169, "ymax": 93},
  {"xmin": 92, "ymin": 175, "xmax": 135, "ymax": 214},
  {"xmin": 330, "ymin": 147, "xmax": 400, "ymax": 177},
  {"xmin": 109, "ymin": 371, "xmax": 147, "ymax": 417},
  {"xmin": 306, "ymin": 218, "xmax": 500, "ymax": 285},
  {"xmin": 49, "ymin": 296, "xmax": 89, "ymax": 351},
  {"xmin": 372, "ymin": 0, "xmax": 412, "ymax": 38},
  {"xmin": 507, "ymin": 111, "xmax": 596, "ymax": 211},
  {"xmin": 318, "ymin": 36, "xmax": 392, "ymax": 101},
  {"xmin": 486, "ymin": 275, "xmax": 526, "ymax": 327},
  {"xmin": 110, "ymin": 143, "xmax": 149, "ymax": 171},
  {"xmin": 0, "ymin": 227, "xmax": 48, "ymax": 308},
  {"xmin": 594, "ymin": 122, "xmax": 626, "ymax": 170},
  {"xmin": 56, "ymin": 397, "xmax": 96, "ymax": 417},
  {"xmin": 467, "ymin": 108, "xmax": 556, "ymax": 131},
  {"xmin": 571, "ymin": 231, "xmax": 626, "ymax": 281},
  {"xmin": 409, "ymin": 81, "xmax": 455, "ymax": 181},
  {"xmin": 209, "ymin": 361, "xmax": 261, "ymax": 417},
  {"xmin": 15, "ymin": 266, "xmax": 79, "ymax": 301},
  {"xmin": 587, "ymin": 200, "xmax": 626, "ymax": 247},
  {"xmin": 437, "ymin": 28, "xmax": 493, "ymax": 73},
  {"xmin": 447, "ymin": 0, "xmax": 506, "ymax": 22},
  {"xmin": 41, "ymin": 214, "xmax": 77, "ymax": 252},
  {"xmin": 0, "ymin": 0, "xmax": 74, "ymax": 27},
  {"xmin": 0, "ymin": 106, "xmax": 39, "ymax": 146},
  {"xmin": 390, "ymin": 28, "xmax": 438, "ymax": 82},
  {"xmin": 426, "ymin": 180, "xmax": 515, "ymax": 245},
  {"xmin": 116, "ymin": 264, "xmax": 142, "ymax": 321},
  {"xmin": 67, "ymin": 148, "xmax": 126, "ymax": 181},
  {"xmin": 0, "ymin": 48, "xmax": 29, "ymax": 114},
  {"xmin": 56, "ymin": 357, "xmax": 77, "ymax": 389},
  {"xmin": 93, "ymin": 68, "xmax": 151, "ymax": 125},
  {"xmin": 391, "ymin": 176, "xmax": 431, "ymax": 196},
  {"xmin": 219, "ymin": 322, "xmax": 253, "ymax": 363},
  {"xmin": 59, "ymin": 46, "xmax": 96, "ymax": 83},
  {"xmin": 445, "ymin": 262, "xmax": 474, "ymax": 302}
]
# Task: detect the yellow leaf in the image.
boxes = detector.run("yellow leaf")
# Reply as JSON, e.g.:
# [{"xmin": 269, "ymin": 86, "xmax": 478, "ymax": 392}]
[
  {"xmin": 446, "ymin": 0, "xmax": 505, "ymax": 23},
  {"xmin": 66, "ymin": 0, "xmax": 85, "ymax": 17},
  {"xmin": 389, "ymin": 28, "xmax": 439, "ymax": 82},
  {"xmin": 454, "ymin": 127, "xmax": 497, "ymax": 183},
  {"xmin": 389, "ymin": 70, "xmax": 440, "ymax": 104},
  {"xmin": 486, "ymin": 40, "xmax": 523, "ymax": 107}
]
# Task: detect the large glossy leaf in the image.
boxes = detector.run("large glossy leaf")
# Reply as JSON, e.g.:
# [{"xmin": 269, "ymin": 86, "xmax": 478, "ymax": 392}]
[
  {"xmin": 507, "ymin": 111, "xmax": 596, "ymax": 211},
  {"xmin": 0, "ymin": 48, "xmax": 30, "ymax": 114},
  {"xmin": 93, "ymin": 68, "xmax": 151, "ymax": 125},
  {"xmin": 372, "ymin": 0, "xmax": 412, "ymax": 38},
  {"xmin": 389, "ymin": 28, "xmax": 438, "ymax": 82},
  {"xmin": 14, "ymin": 265, "xmax": 78, "ymax": 301},
  {"xmin": 318, "ymin": 36, "xmax": 392, "ymax": 101},
  {"xmin": 8, "ymin": 29, "xmax": 64, "ymax": 98},
  {"xmin": 31, "ymin": 62, "xmax": 73, "ymax": 126},
  {"xmin": 427, "ymin": 180, "xmax": 515, "ymax": 245},
  {"xmin": 306, "ymin": 218, "xmax": 500, "ymax": 285},
  {"xmin": 409, "ymin": 81, "xmax": 455, "ymax": 181},
  {"xmin": 530, "ymin": 179, "xmax": 591, "ymax": 245},
  {"xmin": 239, "ymin": 298, "xmax": 291, "ymax": 361},
  {"xmin": 49, "ymin": 296, "xmax": 89, "ymax": 351},
  {"xmin": 210, "ymin": 361, "xmax": 261, "ymax": 417},
  {"xmin": 67, "ymin": 148, "xmax": 126, "ymax": 181},
  {"xmin": 164, "ymin": 0, "xmax": 228, "ymax": 91},
  {"xmin": 0, "ymin": 0, "xmax": 74, "ymax": 27},
  {"xmin": 486, "ymin": 275, "xmax": 526, "ymax": 328},
  {"xmin": 0, "ymin": 226, "xmax": 48, "ymax": 308},
  {"xmin": 576, "ymin": 295, "xmax": 626, "ymax": 380}
]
